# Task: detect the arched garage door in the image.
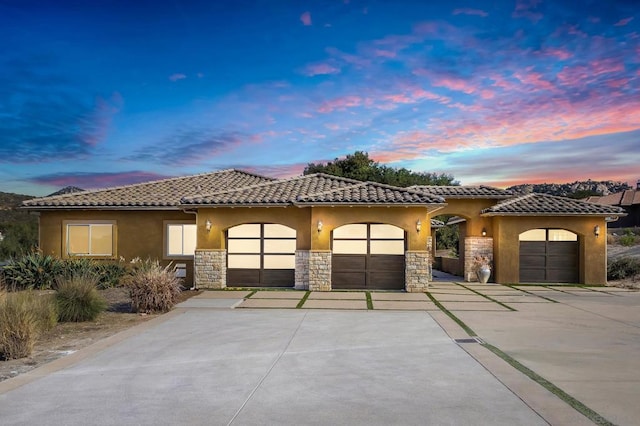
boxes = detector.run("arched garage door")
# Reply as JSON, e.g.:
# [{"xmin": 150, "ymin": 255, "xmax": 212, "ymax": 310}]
[
  {"xmin": 332, "ymin": 223, "xmax": 405, "ymax": 290},
  {"xmin": 519, "ymin": 229, "xmax": 579, "ymax": 283},
  {"xmin": 227, "ymin": 224, "xmax": 296, "ymax": 287}
]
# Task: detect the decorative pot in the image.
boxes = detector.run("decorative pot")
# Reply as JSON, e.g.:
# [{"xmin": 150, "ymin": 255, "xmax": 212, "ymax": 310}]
[{"xmin": 476, "ymin": 266, "xmax": 491, "ymax": 284}]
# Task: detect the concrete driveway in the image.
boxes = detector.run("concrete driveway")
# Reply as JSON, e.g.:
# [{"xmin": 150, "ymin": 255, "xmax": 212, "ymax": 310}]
[{"xmin": 0, "ymin": 309, "xmax": 547, "ymax": 426}]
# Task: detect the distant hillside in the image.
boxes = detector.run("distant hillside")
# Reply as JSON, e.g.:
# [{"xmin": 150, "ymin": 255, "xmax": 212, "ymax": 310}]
[
  {"xmin": 47, "ymin": 186, "xmax": 84, "ymax": 197},
  {"xmin": 0, "ymin": 191, "xmax": 37, "ymax": 259},
  {"xmin": 507, "ymin": 180, "xmax": 632, "ymax": 198},
  {"xmin": 0, "ymin": 192, "xmax": 35, "ymax": 222}
]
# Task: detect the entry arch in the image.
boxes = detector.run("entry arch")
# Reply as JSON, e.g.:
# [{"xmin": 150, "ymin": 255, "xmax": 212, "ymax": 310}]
[
  {"xmin": 519, "ymin": 228, "xmax": 579, "ymax": 283},
  {"xmin": 226, "ymin": 223, "xmax": 296, "ymax": 287},
  {"xmin": 331, "ymin": 223, "xmax": 406, "ymax": 290}
]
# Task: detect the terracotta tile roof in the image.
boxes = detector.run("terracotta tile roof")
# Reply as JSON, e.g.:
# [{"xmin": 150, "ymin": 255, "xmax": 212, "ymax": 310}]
[
  {"xmin": 481, "ymin": 193, "xmax": 627, "ymax": 216},
  {"xmin": 22, "ymin": 169, "xmax": 273, "ymax": 209},
  {"xmin": 181, "ymin": 174, "xmax": 445, "ymax": 206},
  {"xmin": 586, "ymin": 189, "xmax": 640, "ymax": 206},
  {"xmin": 430, "ymin": 219, "xmax": 445, "ymax": 228},
  {"xmin": 295, "ymin": 181, "xmax": 445, "ymax": 205},
  {"xmin": 411, "ymin": 185, "xmax": 512, "ymax": 199}
]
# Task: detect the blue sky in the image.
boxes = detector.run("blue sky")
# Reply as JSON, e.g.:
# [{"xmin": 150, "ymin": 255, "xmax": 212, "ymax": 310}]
[{"xmin": 1, "ymin": 0, "xmax": 639, "ymax": 196}]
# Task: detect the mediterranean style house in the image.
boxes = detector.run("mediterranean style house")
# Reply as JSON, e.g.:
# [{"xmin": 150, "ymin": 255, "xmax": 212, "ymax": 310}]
[{"xmin": 22, "ymin": 169, "xmax": 626, "ymax": 290}]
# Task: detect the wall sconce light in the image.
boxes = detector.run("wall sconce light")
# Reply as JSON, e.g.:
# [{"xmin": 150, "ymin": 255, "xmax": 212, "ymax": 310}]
[
  {"xmin": 205, "ymin": 219, "xmax": 212, "ymax": 233},
  {"xmin": 416, "ymin": 219, "xmax": 422, "ymax": 233},
  {"xmin": 594, "ymin": 225, "xmax": 600, "ymax": 238},
  {"xmin": 481, "ymin": 228, "xmax": 487, "ymax": 237},
  {"xmin": 317, "ymin": 220, "xmax": 323, "ymax": 233}
]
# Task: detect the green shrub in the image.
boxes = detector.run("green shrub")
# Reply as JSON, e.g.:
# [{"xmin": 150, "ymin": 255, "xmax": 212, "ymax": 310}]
[
  {"xmin": 607, "ymin": 257, "xmax": 640, "ymax": 281},
  {"xmin": 2, "ymin": 252, "xmax": 63, "ymax": 290},
  {"xmin": 55, "ymin": 272, "xmax": 107, "ymax": 322},
  {"xmin": 0, "ymin": 292, "xmax": 41, "ymax": 359},
  {"xmin": 124, "ymin": 260, "xmax": 181, "ymax": 313},
  {"xmin": 92, "ymin": 261, "xmax": 128, "ymax": 289},
  {"xmin": 60, "ymin": 258, "xmax": 127, "ymax": 289},
  {"xmin": 619, "ymin": 233, "xmax": 636, "ymax": 247}
]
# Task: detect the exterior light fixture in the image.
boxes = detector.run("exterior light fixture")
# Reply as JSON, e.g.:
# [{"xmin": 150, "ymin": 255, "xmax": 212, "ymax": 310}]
[
  {"xmin": 317, "ymin": 220, "xmax": 323, "ymax": 232},
  {"xmin": 416, "ymin": 219, "xmax": 422, "ymax": 233},
  {"xmin": 205, "ymin": 219, "xmax": 212, "ymax": 233},
  {"xmin": 594, "ymin": 225, "xmax": 600, "ymax": 238},
  {"xmin": 481, "ymin": 228, "xmax": 487, "ymax": 237}
]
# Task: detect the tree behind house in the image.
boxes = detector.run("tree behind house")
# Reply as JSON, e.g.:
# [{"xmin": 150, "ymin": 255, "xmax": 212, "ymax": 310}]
[{"xmin": 304, "ymin": 151, "xmax": 458, "ymax": 187}]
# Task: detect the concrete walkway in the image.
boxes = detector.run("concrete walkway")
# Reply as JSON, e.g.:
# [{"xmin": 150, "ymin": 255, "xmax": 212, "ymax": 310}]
[{"xmin": 0, "ymin": 309, "xmax": 547, "ymax": 426}]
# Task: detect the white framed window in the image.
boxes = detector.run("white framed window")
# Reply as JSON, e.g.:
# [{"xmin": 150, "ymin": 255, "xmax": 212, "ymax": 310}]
[
  {"xmin": 66, "ymin": 222, "xmax": 115, "ymax": 257},
  {"xmin": 165, "ymin": 222, "xmax": 197, "ymax": 257}
]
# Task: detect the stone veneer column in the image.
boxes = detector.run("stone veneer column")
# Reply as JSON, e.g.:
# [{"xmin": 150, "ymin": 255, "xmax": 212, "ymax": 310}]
[
  {"xmin": 194, "ymin": 249, "xmax": 227, "ymax": 289},
  {"xmin": 464, "ymin": 237, "xmax": 493, "ymax": 282},
  {"xmin": 308, "ymin": 250, "xmax": 331, "ymax": 291},
  {"xmin": 405, "ymin": 251, "xmax": 430, "ymax": 292},
  {"xmin": 295, "ymin": 250, "xmax": 310, "ymax": 290}
]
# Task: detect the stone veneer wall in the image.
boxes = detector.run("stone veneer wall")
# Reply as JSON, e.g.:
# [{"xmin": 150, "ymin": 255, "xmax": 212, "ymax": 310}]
[
  {"xmin": 405, "ymin": 251, "xmax": 430, "ymax": 292},
  {"xmin": 464, "ymin": 237, "xmax": 493, "ymax": 282},
  {"xmin": 295, "ymin": 250, "xmax": 310, "ymax": 290},
  {"xmin": 195, "ymin": 249, "xmax": 227, "ymax": 289},
  {"xmin": 308, "ymin": 250, "xmax": 332, "ymax": 291}
]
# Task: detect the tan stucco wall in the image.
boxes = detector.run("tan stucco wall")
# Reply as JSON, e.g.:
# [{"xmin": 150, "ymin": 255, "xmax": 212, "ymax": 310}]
[
  {"xmin": 196, "ymin": 206, "xmax": 434, "ymax": 251},
  {"xmin": 38, "ymin": 210, "xmax": 197, "ymax": 285},
  {"xmin": 436, "ymin": 199, "xmax": 496, "ymax": 237},
  {"xmin": 492, "ymin": 216, "xmax": 607, "ymax": 285}
]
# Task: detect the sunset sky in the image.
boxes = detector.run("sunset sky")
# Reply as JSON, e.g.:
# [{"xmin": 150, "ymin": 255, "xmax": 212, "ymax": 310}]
[{"xmin": 1, "ymin": 0, "xmax": 639, "ymax": 196}]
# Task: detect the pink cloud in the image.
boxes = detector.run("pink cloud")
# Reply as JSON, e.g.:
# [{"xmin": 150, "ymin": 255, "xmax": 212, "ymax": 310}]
[
  {"xmin": 452, "ymin": 8, "xmax": 488, "ymax": 17},
  {"xmin": 615, "ymin": 17, "xmax": 634, "ymax": 27},
  {"xmin": 512, "ymin": 0, "xmax": 543, "ymax": 23},
  {"xmin": 302, "ymin": 62, "xmax": 341, "ymax": 76},
  {"xmin": 373, "ymin": 49, "xmax": 396, "ymax": 58},
  {"xmin": 300, "ymin": 11, "xmax": 312, "ymax": 26},
  {"xmin": 514, "ymin": 70, "xmax": 556, "ymax": 92},
  {"xmin": 430, "ymin": 76, "xmax": 477, "ymax": 94},
  {"xmin": 169, "ymin": 73, "xmax": 186, "ymax": 82},
  {"xmin": 317, "ymin": 95, "xmax": 364, "ymax": 113},
  {"xmin": 542, "ymin": 47, "xmax": 572, "ymax": 60},
  {"xmin": 325, "ymin": 47, "xmax": 371, "ymax": 68},
  {"xmin": 81, "ymin": 92, "xmax": 123, "ymax": 146}
]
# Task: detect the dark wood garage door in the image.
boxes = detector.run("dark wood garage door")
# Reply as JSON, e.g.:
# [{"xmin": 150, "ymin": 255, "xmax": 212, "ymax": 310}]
[
  {"xmin": 227, "ymin": 224, "xmax": 295, "ymax": 287},
  {"xmin": 519, "ymin": 229, "xmax": 579, "ymax": 283},
  {"xmin": 332, "ymin": 224, "xmax": 405, "ymax": 290}
]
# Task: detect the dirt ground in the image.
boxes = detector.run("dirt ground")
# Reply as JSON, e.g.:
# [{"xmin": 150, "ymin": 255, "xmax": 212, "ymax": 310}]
[{"xmin": 0, "ymin": 288, "xmax": 201, "ymax": 382}]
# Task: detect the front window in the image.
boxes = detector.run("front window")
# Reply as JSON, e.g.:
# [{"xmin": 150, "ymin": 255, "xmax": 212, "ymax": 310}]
[
  {"xmin": 67, "ymin": 223, "xmax": 114, "ymax": 256},
  {"xmin": 166, "ymin": 223, "xmax": 197, "ymax": 257}
]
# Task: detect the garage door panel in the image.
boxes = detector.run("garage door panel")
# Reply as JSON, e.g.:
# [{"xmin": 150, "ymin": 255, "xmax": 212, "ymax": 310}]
[
  {"xmin": 520, "ymin": 268, "xmax": 546, "ymax": 282},
  {"xmin": 519, "ymin": 231, "xmax": 578, "ymax": 283},
  {"xmin": 263, "ymin": 270, "xmax": 295, "ymax": 287},
  {"xmin": 369, "ymin": 272, "xmax": 404, "ymax": 290},
  {"xmin": 369, "ymin": 255, "xmax": 404, "ymax": 271},
  {"xmin": 227, "ymin": 224, "xmax": 295, "ymax": 287},
  {"xmin": 227, "ymin": 269, "xmax": 260, "ymax": 286},
  {"xmin": 332, "ymin": 224, "xmax": 405, "ymax": 290},
  {"xmin": 520, "ymin": 254, "xmax": 546, "ymax": 268},
  {"xmin": 520, "ymin": 242, "xmax": 546, "ymax": 254},
  {"xmin": 332, "ymin": 272, "xmax": 366, "ymax": 289},
  {"xmin": 548, "ymin": 268, "xmax": 578, "ymax": 283},
  {"xmin": 548, "ymin": 241, "xmax": 578, "ymax": 255},
  {"xmin": 333, "ymin": 255, "xmax": 366, "ymax": 270}
]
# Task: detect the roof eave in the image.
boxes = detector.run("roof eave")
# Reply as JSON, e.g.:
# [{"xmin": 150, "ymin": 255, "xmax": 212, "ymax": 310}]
[
  {"xmin": 293, "ymin": 202, "xmax": 447, "ymax": 208},
  {"xmin": 21, "ymin": 205, "xmax": 182, "ymax": 211},
  {"xmin": 481, "ymin": 212, "xmax": 627, "ymax": 217}
]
